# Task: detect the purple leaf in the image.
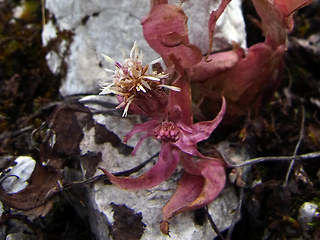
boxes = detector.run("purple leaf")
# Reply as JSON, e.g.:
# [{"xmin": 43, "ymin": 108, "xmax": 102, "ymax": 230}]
[
  {"xmin": 100, "ymin": 143, "xmax": 180, "ymax": 190},
  {"xmin": 252, "ymin": 0, "xmax": 313, "ymax": 47},
  {"xmin": 142, "ymin": 4, "xmax": 202, "ymax": 68},
  {"xmin": 161, "ymin": 156, "xmax": 226, "ymax": 234},
  {"xmin": 167, "ymin": 56, "xmax": 193, "ymax": 126},
  {"xmin": 208, "ymin": 0, "xmax": 232, "ymax": 52},
  {"xmin": 178, "ymin": 96, "xmax": 226, "ymax": 145}
]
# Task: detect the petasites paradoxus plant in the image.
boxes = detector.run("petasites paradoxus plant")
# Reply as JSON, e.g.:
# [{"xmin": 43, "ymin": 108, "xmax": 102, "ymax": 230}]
[
  {"xmin": 98, "ymin": 0, "xmax": 312, "ymax": 236},
  {"xmin": 99, "ymin": 42, "xmax": 227, "ymax": 234}
]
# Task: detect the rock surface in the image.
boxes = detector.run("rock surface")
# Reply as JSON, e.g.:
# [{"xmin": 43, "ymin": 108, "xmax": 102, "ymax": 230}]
[
  {"xmin": 1, "ymin": 156, "xmax": 36, "ymax": 194},
  {"xmin": 42, "ymin": 0, "xmax": 246, "ymax": 96}
]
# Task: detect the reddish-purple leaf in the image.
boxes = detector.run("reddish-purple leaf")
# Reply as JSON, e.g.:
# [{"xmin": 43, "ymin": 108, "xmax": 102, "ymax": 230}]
[
  {"xmin": 252, "ymin": 0, "xmax": 312, "ymax": 47},
  {"xmin": 100, "ymin": 143, "xmax": 180, "ymax": 190},
  {"xmin": 188, "ymin": 48, "xmax": 245, "ymax": 83},
  {"xmin": 124, "ymin": 119, "xmax": 159, "ymax": 144},
  {"xmin": 162, "ymin": 173, "xmax": 204, "ymax": 223},
  {"xmin": 124, "ymin": 119, "xmax": 160, "ymax": 155},
  {"xmin": 208, "ymin": 0, "xmax": 232, "ymax": 52},
  {"xmin": 190, "ymin": 42, "xmax": 285, "ymax": 124},
  {"xmin": 142, "ymin": 4, "xmax": 202, "ymax": 67},
  {"xmin": 178, "ymin": 96, "xmax": 226, "ymax": 145},
  {"xmin": 161, "ymin": 156, "xmax": 226, "ymax": 230},
  {"xmin": 150, "ymin": 0, "xmax": 168, "ymax": 8},
  {"xmin": 168, "ymin": 55, "xmax": 193, "ymax": 126}
]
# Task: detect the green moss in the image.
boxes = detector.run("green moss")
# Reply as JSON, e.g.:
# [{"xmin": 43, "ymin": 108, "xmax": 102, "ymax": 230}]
[
  {"xmin": 296, "ymin": 15, "xmax": 311, "ymax": 38},
  {"xmin": 20, "ymin": 0, "xmax": 42, "ymax": 22},
  {"xmin": 291, "ymin": 195, "xmax": 306, "ymax": 218},
  {"xmin": 0, "ymin": 0, "xmax": 61, "ymax": 133}
]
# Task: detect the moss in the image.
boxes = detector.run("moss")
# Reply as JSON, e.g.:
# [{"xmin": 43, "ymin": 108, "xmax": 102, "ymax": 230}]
[
  {"xmin": 293, "ymin": 14, "xmax": 311, "ymax": 38},
  {"xmin": 0, "ymin": 0, "xmax": 60, "ymax": 146},
  {"xmin": 20, "ymin": 0, "xmax": 42, "ymax": 22}
]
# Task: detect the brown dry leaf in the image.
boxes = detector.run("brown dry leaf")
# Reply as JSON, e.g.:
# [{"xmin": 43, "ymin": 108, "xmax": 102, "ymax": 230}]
[
  {"xmin": 0, "ymin": 162, "xmax": 63, "ymax": 211},
  {"xmin": 48, "ymin": 103, "xmax": 90, "ymax": 158},
  {"xmin": 24, "ymin": 200, "xmax": 54, "ymax": 217},
  {"xmin": 94, "ymin": 123, "xmax": 133, "ymax": 156},
  {"xmin": 111, "ymin": 203, "xmax": 146, "ymax": 240},
  {"xmin": 80, "ymin": 152, "xmax": 102, "ymax": 179},
  {"xmin": 39, "ymin": 102, "xmax": 94, "ymax": 168}
]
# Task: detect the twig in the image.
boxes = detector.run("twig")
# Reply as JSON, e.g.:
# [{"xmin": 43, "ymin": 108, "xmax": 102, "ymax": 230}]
[
  {"xmin": 284, "ymin": 105, "xmax": 305, "ymax": 186},
  {"xmin": 226, "ymin": 186, "xmax": 244, "ymax": 240},
  {"xmin": 0, "ymin": 126, "xmax": 33, "ymax": 141},
  {"xmin": 64, "ymin": 152, "xmax": 160, "ymax": 188},
  {"xmin": 41, "ymin": 0, "xmax": 46, "ymax": 27},
  {"xmin": 205, "ymin": 206, "xmax": 226, "ymax": 240},
  {"xmin": 113, "ymin": 152, "xmax": 160, "ymax": 177},
  {"xmin": 79, "ymin": 97, "xmax": 119, "ymax": 109},
  {"xmin": 227, "ymin": 151, "xmax": 320, "ymax": 168},
  {"xmin": 0, "ymin": 174, "xmax": 19, "ymax": 184}
]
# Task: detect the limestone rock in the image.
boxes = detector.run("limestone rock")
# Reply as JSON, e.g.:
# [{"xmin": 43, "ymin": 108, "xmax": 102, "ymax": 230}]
[{"xmin": 42, "ymin": 0, "xmax": 246, "ymax": 96}]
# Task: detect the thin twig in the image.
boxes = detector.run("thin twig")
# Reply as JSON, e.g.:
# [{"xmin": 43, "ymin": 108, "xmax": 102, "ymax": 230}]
[
  {"xmin": 226, "ymin": 186, "xmax": 244, "ymax": 240},
  {"xmin": 284, "ymin": 105, "xmax": 305, "ymax": 186},
  {"xmin": 113, "ymin": 151, "xmax": 160, "ymax": 177},
  {"xmin": 205, "ymin": 206, "xmax": 226, "ymax": 240},
  {"xmin": 227, "ymin": 151, "xmax": 320, "ymax": 168},
  {"xmin": 0, "ymin": 126, "xmax": 33, "ymax": 141},
  {"xmin": 41, "ymin": 0, "xmax": 46, "ymax": 27},
  {"xmin": 64, "ymin": 152, "xmax": 160, "ymax": 188}
]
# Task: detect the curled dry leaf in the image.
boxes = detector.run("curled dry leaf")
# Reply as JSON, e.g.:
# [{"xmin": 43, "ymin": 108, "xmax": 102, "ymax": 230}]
[
  {"xmin": 111, "ymin": 203, "xmax": 146, "ymax": 240},
  {"xmin": 0, "ymin": 162, "xmax": 63, "ymax": 211}
]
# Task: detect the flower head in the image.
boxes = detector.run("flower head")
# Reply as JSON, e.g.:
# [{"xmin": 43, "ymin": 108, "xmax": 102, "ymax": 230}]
[
  {"xmin": 100, "ymin": 42, "xmax": 180, "ymax": 117},
  {"xmin": 153, "ymin": 121, "xmax": 180, "ymax": 142}
]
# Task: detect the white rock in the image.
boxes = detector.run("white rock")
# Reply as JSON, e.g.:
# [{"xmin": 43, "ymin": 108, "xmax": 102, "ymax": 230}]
[
  {"xmin": 91, "ymin": 182, "xmax": 238, "ymax": 240},
  {"xmin": 43, "ymin": 0, "xmax": 246, "ymax": 96},
  {"xmin": 298, "ymin": 202, "xmax": 319, "ymax": 229},
  {"xmin": 1, "ymin": 156, "xmax": 36, "ymax": 194},
  {"xmin": 12, "ymin": 0, "xmax": 26, "ymax": 19},
  {"xmin": 5, "ymin": 233, "xmax": 35, "ymax": 240},
  {"xmin": 183, "ymin": 0, "xmax": 246, "ymax": 53},
  {"xmin": 42, "ymin": 20, "xmax": 57, "ymax": 47}
]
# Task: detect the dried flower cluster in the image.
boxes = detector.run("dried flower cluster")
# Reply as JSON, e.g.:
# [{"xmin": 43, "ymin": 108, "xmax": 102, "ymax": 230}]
[
  {"xmin": 100, "ymin": 42, "xmax": 179, "ymax": 117},
  {"xmin": 99, "ymin": 0, "xmax": 312, "ymax": 235}
]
